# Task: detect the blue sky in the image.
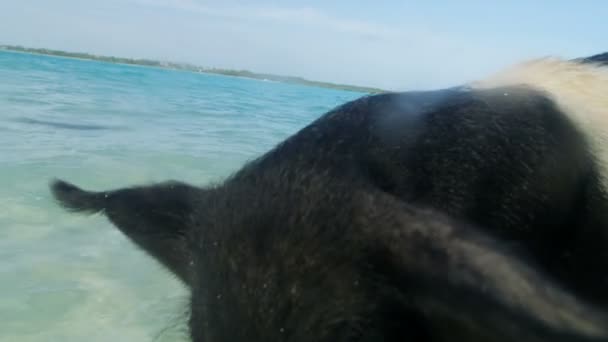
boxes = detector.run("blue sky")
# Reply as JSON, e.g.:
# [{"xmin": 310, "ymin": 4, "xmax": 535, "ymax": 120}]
[{"xmin": 1, "ymin": 1, "xmax": 606, "ymax": 90}]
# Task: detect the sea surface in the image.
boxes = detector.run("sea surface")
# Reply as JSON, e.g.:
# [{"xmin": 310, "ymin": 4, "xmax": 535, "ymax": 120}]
[{"xmin": 0, "ymin": 50, "xmax": 364, "ymax": 341}]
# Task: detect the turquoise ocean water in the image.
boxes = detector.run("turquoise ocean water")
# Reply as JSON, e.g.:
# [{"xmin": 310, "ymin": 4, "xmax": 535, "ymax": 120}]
[{"xmin": 0, "ymin": 50, "xmax": 364, "ymax": 341}]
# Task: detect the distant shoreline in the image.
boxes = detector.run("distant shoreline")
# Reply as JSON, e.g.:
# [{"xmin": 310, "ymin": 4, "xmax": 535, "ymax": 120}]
[{"xmin": 0, "ymin": 45, "xmax": 386, "ymax": 94}]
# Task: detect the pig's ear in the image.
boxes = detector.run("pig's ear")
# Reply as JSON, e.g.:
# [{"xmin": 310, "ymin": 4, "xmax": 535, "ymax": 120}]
[
  {"xmin": 355, "ymin": 190, "xmax": 608, "ymax": 341},
  {"xmin": 51, "ymin": 179, "xmax": 199, "ymax": 285}
]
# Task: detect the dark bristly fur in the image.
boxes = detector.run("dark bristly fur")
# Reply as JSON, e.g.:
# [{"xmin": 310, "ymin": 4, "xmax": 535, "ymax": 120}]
[
  {"xmin": 580, "ymin": 52, "xmax": 608, "ymax": 65},
  {"xmin": 50, "ymin": 178, "xmax": 608, "ymax": 341},
  {"xmin": 50, "ymin": 52, "xmax": 608, "ymax": 341},
  {"xmin": 51, "ymin": 179, "xmax": 198, "ymax": 285}
]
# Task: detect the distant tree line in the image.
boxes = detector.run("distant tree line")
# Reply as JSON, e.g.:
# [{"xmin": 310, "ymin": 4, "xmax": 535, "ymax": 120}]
[{"xmin": 0, "ymin": 45, "xmax": 385, "ymax": 94}]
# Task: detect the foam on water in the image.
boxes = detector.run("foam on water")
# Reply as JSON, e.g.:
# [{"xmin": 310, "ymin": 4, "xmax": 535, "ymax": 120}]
[{"xmin": 0, "ymin": 50, "xmax": 364, "ymax": 341}]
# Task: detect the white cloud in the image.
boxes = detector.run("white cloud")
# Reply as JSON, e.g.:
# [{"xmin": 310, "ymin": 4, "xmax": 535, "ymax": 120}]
[
  {"xmin": 250, "ymin": 7, "xmax": 399, "ymax": 39},
  {"xmin": 130, "ymin": 0, "xmax": 401, "ymax": 41}
]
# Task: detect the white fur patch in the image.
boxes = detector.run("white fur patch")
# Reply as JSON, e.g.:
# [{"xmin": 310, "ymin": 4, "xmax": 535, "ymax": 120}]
[{"xmin": 470, "ymin": 57, "xmax": 608, "ymax": 190}]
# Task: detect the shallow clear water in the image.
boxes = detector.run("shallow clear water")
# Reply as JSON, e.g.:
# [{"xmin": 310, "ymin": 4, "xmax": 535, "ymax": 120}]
[{"xmin": 0, "ymin": 50, "xmax": 364, "ymax": 341}]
